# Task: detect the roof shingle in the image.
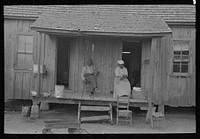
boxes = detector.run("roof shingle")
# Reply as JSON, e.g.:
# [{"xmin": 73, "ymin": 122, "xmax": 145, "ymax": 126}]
[
  {"xmin": 4, "ymin": 5, "xmax": 196, "ymax": 23},
  {"xmin": 31, "ymin": 10, "xmax": 171, "ymax": 34}
]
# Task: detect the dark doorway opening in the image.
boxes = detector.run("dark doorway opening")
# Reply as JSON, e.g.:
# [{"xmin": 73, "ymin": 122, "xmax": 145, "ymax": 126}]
[
  {"xmin": 122, "ymin": 41, "xmax": 142, "ymax": 88},
  {"xmin": 57, "ymin": 37, "xmax": 70, "ymax": 88}
]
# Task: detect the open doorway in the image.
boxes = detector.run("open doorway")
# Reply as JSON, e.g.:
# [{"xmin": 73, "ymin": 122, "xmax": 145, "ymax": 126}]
[
  {"xmin": 56, "ymin": 37, "xmax": 70, "ymax": 88},
  {"xmin": 122, "ymin": 41, "xmax": 142, "ymax": 88}
]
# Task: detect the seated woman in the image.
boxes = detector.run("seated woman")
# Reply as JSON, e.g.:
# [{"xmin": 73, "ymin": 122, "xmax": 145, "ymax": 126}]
[
  {"xmin": 113, "ymin": 60, "xmax": 131, "ymax": 98},
  {"xmin": 81, "ymin": 58, "xmax": 100, "ymax": 96}
]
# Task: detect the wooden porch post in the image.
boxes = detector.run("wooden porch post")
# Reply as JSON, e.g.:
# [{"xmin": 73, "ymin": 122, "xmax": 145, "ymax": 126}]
[{"xmin": 145, "ymin": 38, "xmax": 157, "ymax": 127}]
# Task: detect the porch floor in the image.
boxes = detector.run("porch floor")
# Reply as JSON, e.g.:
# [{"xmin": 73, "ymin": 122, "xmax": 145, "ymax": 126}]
[{"xmin": 32, "ymin": 90, "xmax": 148, "ymax": 107}]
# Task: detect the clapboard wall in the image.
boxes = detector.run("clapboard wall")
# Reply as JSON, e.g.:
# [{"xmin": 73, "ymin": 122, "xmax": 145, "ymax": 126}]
[
  {"xmin": 68, "ymin": 36, "xmax": 122, "ymax": 94},
  {"xmin": 4, "ymin": 19, "xmax": 38, "ymax": 99}
]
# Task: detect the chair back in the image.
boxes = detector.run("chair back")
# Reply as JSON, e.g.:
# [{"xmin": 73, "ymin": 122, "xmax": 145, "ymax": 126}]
[{"xmin": 117, "ymin": 95, "xmax": 130, "ymax": 110}]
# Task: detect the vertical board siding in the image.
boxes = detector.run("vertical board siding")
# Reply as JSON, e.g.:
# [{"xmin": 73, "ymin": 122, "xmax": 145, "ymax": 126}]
[
  {"xmin": 68, "ymin": 36, "xmax": 122, "ymax": 94},
  {"xmin": 4, "ymin": 19, "xmax": 37, "ymax": 100},
  {"xmin": 141, "ymin": 39, "xmax": 151, "ymax": 92},
  {"xmin": 14, "ymin": 72, "xmax": 23, "ymax": 99},
  {"xmin": 40, "ymin": 35, "xmax": 57, "ymax": 92},
  {"xmin": 166, "ymin": 26, "xmax": 196, "ymax": 106},
  {"xmin": 160, "ymin": 35, "xmax": 171, "ymax": 104}
]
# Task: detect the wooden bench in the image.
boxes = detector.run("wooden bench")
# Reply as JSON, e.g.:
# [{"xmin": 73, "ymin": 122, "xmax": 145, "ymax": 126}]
[
  {"xmin": 78, "ymin": 102, "xmax": 113, "ymax": 124},
  {"xmin": 42, "ymin": 119, "xmax": 88, "ymax": 134}
]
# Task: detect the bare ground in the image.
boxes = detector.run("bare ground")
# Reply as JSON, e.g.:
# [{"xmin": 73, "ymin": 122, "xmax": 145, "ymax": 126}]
[{"xmin": 4, "ymin": 100, "xmax": 195, "ymax": 134}]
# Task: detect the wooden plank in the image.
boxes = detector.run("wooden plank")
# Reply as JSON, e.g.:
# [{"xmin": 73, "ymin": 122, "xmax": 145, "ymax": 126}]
[
  {"xmin": 101, "ymin": 38, "xmax": 106, "ymax": 94},
  {"xmin": 69, "ymin": 39, "xmax": 76, "ymax": 90},
  {"xmin": 61, "ymin": 92, "xmax": 73, "ymax": 99},
  {"xmin": 104, "ymin": 38, "xmax": 111, "ymax": 94},
  {"xmin": 74, "ymin": 38, "xmax": 79, "ymax": 92},
  {"xmin": 95, "ymin": 37, "xmax": 103, "ymax": 92},
  {"xmin": 82, "ymin": 92, "xmax": 94, "ymax": 101},
  {"xmin": 81, "ymin": 106, "xmax": 110, "ymax": 111},
  {"xmin": 81, "ymin": 115, "xmax": 110, "ymax": 122},
  {"xmin": 105, "ymin": 93, "xmax": 116, "ymax": 102},
  {"xmin": 78, "ymin": 37, "xmax": 84, "ymax": 92},
  {"xmin": 70, "ymin": 92, "xmax": 82, "ymax": 100},
  {"xmin": 44, "ymin": 35, "xmax": 57, "ymax": 93},
  {"xmin": 22, "ymin": 72, "xmax": 31, "ymax": 99},
  {"xmin": 14, "ymin": 72, "xmax": 23, "ymax": 99},
  {"xmin": 94, "ymin": 93, "xmax": 107, "ymax": 101},
  {"xmin": 160, "ymin": 35, "xmax": 170, "ymax": 104}
]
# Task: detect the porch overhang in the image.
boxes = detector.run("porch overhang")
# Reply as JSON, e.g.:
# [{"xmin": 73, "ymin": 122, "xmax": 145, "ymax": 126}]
[
  {"xmin": 31, "ymin": 27, "xmax": 172, "ymax": 37},
  {"xmin": 30, "ymin": 10, "xmax": 172, "ymax": 37}
]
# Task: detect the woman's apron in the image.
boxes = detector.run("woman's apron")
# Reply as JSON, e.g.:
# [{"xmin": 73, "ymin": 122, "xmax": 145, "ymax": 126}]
[{"xmin": 113, "ymin": 77, "xmax": 131, "ymax": 97}]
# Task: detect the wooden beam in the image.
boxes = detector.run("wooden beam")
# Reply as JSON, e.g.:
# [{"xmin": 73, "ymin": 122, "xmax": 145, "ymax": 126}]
[
  {"xmin": 81, "ymin": 115, "xmax": 110, "ymax": 122},
  {"xmin": 81, "ymin": 106, "xmax": 110, "ymax": 111},
  {"xmin": 31, "ymin": 27, "xmax": 171, "ymax": 37}
]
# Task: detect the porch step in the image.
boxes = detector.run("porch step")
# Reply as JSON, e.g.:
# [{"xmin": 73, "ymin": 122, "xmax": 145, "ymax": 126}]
[
  {"xmin": 81, "ymin": 106, "xmax": 110, "ymax": 111},
  {"xmin": 81, "ymin": 115, "xmax": 110, "ymax": 122}
]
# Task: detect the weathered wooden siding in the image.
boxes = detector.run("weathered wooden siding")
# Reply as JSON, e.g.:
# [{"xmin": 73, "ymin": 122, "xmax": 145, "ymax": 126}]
[
  {"xmin": 39, "ymin": 34, "xmax": 57, "ymax": 93},
  {"xmin": 4, "ymin": 19, "xmax": 37, "ymax": 100},
  {"xmin": 149, "ymin": 26, "xmax": 195, "ymax": 106},
  {"xmin": 141, "ymin": 39, "xmax": 151, "ymax": 92},
  {"xmin": 166, "ymin": 26, "xmax": 196, "ymax": 106},
  {"xmin": 68, "ymin": 36, "xmax": 122, "ymax": 94}
]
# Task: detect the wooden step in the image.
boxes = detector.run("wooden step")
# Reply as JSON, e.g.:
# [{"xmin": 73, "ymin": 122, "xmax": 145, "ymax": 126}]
[
  {"xmin": 81, "ymin": 115, "xmax": 110, "ymax": 122},
  {"xmin": 81, "ymin": 106, "xmax": 110, "ymax": 111}
]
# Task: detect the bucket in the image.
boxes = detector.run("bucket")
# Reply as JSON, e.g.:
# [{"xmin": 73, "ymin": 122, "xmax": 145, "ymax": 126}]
[
  {"xmin": 54, "ymin": 85, "xmax": 64, "ymax": 98},
  {"xmin": 22, "ymin": 106, "xmax": 31, "ymax": 117}
]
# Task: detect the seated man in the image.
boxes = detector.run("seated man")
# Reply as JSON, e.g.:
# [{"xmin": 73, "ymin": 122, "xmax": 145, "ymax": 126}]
[
  {"xmin": 113, "ymin": 60, "xmax": 131, "ymax": 98},
  {"xmin": 81, "ymin": 58, "xmax": 100, "ymax": 96}
]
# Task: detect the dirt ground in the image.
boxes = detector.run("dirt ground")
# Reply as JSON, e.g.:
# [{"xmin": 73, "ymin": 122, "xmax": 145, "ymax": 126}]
[{"xmin": 4, "ymin": 100, "xmax": 196, "ymax": 134}]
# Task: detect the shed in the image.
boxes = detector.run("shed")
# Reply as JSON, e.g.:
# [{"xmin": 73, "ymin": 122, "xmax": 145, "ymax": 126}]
[{"xmin": 4, "ymin": 5, "xmax": 195, "ymax": 107}]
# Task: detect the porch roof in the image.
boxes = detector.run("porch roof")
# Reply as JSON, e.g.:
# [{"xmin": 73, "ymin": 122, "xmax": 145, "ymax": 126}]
[{"xmin": 30, "ymin": 9, "xmax": 172, "ymax": 36}]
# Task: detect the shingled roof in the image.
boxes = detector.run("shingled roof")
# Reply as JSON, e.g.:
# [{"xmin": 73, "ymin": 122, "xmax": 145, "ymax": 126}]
[
  {"xmin": 4, "ymin": 5, "xmax": 195, "ymax": 23},
  {"xmin": 3, "ymin": 5, "xmax": 195, "ymax": 35},
  {"xmin": 31, "ymin": 10, "xmax": 172, "ymax": 34}
]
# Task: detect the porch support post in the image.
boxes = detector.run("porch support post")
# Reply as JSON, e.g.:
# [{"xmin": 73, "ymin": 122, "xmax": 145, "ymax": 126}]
[{"xmin": 145, "ymin": 38, "xmax": 157, "ymax": 127}]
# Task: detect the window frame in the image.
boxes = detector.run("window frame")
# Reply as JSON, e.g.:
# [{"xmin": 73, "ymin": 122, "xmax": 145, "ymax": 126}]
[
  {"xmin": 13, "ymin": 32, "xmax": 35, "ymax": 71},
  {"xmin": 171, "ymin": 38, "xmax": 192, "ymax": 77}
]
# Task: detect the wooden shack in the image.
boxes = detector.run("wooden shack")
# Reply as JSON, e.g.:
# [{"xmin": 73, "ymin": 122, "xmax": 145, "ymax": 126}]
[{"xmin": 4, "ymin": 5, "xmax": 195, "ymax": 107}]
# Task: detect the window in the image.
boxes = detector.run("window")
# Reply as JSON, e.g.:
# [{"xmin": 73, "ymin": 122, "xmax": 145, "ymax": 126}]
[
  {"xmin": 172, "ymin": 40, "xmax": 190, "ymax": 74},
  {"xmin": 14, "ymin": 34, "xmax": 34, "ymax": 70}
]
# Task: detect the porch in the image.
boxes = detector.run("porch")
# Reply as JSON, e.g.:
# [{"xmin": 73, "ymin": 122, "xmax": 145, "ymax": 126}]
[{"xmin": 32, "ymin": 90, "xmax": 148, "ymax": 108}]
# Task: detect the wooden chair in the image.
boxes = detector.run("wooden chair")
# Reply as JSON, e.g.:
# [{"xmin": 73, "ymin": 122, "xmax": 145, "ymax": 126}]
[
  {"xmin": 116, "ymin": 95, "xmax": 132, "ymax": 126},
  {"xmin": 83, "ymin": 80, "xmax": 92, "ymax": 94},
  {"xmin": 151, "ymin": 105, "xmax": 165, "ymax": 128}
]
